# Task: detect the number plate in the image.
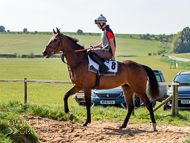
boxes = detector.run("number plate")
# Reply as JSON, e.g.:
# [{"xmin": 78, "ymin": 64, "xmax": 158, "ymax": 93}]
[
  {"xmin": 100, "ymin": 100, "xmax": 115, "ymax": 104},
  {"xmin": 181, "ymin": 100, "xmax": 190, "ymax": 104}
]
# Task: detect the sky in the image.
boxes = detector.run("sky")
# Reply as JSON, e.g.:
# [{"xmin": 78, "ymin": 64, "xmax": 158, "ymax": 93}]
[{"xmin": 1, "ymin": 0, "xmax": 190, "ymax": 34}]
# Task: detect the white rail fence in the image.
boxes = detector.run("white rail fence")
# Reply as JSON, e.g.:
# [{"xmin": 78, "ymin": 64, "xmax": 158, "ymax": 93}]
[{"xmin": 1, "ymin": 79, "xmax": 190, "ymax": 116}]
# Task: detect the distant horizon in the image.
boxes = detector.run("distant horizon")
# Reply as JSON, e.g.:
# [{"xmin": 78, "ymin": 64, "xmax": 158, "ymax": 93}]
[{"xmin": 1, "ymin": 29, "xmax": 179, "ymax": 35}]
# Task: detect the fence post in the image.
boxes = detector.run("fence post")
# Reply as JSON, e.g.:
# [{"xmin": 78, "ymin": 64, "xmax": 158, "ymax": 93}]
[
  {"xmin": 24, "ymin": 78, "xmax": 27, "ymax": 104},
  {"xmin": 171, "ymin": 81, "xmax": 178, "ymax": 115},
  {"xmin": 174, "ymin": 81, "xmax": 179, "ymax": 115}
]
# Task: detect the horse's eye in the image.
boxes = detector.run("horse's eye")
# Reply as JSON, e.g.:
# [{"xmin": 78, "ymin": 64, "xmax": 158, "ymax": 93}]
[{"xmin": 54, "ymin": 39, "xmax": 57, "ymax": 42}]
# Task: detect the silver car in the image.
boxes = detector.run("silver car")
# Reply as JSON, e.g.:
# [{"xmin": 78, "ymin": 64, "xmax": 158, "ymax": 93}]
[{"xmin": 164, "ymin": 71, "xmax": 190, "ymax": 110}]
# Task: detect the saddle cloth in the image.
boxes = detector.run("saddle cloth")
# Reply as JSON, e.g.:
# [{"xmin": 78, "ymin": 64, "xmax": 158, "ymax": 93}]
[{"xmin": 88, "ymin": 55, "xmax": 118, "ymax": 76}]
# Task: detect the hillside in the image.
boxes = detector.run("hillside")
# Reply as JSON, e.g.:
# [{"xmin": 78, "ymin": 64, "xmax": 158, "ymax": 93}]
[
  {"xmin": 0, "ymin": 33, "xmax": 172, "ymax": 57},
  {"xmin": 0, "ymin": 32, "xmax": 189, "ymax": 83}
]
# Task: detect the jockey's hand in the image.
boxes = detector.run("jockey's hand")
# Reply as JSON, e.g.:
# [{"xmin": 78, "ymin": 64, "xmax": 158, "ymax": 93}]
[{"xmin": 111, "ymin": 56, "xmax": 115, "ymax": 60}]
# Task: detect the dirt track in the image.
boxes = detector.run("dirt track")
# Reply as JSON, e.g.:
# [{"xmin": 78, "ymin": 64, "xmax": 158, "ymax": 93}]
[{"xmin": 22, "ymin": 114, "xmax": 190, "ymax": 143}]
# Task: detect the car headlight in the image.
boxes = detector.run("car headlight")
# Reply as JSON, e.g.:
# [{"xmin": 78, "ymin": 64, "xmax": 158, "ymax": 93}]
[
  {"xmin": 91, "ymin": 92, "xmax": 98, "ymax": 98},
  {"xmin": 167, "ymin": 91, "xmax": 172, "ymax": 95},
  {"xmin": 120, "ymin": 92, "xmax": 124, "ymax": 97}
]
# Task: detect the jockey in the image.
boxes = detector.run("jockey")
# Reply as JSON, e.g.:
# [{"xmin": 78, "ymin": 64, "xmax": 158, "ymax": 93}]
[{"xmin": 89, "ymin": 14, "xmax": 116, "ymax": 75}]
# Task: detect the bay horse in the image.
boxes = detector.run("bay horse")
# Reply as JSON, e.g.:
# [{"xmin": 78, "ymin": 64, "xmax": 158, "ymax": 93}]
[{"xmin": 42, "ymin": 28, "xmax": 159, "ymax": 131}]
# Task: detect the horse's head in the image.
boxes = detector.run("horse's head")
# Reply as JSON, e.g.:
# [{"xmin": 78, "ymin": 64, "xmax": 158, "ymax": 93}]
[{"xmin": 42, "ymin": 28, "xmax": 63, "ymax": 58}]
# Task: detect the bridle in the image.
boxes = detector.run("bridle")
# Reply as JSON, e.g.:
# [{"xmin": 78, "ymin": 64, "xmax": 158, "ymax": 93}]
[
  {"xmin": 46, "ymin": 34, "xmax": 88, "ymax": 70},
  {"xmin": 46, "ymin": 34, "xmax": 63, "ymax": 55}
]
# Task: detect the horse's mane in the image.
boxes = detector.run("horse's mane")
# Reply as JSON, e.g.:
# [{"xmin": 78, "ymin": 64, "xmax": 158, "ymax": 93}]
[{"xmin": 64, "ymin": 34, "xmax": 84, "ymax": 49}]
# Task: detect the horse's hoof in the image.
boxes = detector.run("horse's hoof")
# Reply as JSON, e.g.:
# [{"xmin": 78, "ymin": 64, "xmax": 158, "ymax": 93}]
[
  {"xmin": 66, "ymin": 112, "xmax": 73, "ymax": 121},
  {"xmin": 82, "ymin": 123, "xmax": 87, "ymax": 127},
  {"xmin": 69, "ymin": 114, "xmax": 73, "ymax": 121},
  {"xmin": 154, "ymin": 129, "xmax": 158, "ymax": 132},
  {"xmin": 119, "ymin": 124, "xmax": 126, "ymax": 129},
  {"xmin": 82, "ymin": 120, "xmax": 91, "ymax": 127},
  {"xmin": 152, "ymin": 123, "xmax": 157, "ymax": 132}
]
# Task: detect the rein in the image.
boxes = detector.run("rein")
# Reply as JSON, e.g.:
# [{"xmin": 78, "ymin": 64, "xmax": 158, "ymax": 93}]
[{"xmin": 61, "ymin": 51, "xmax": 88, "ymax": 70}]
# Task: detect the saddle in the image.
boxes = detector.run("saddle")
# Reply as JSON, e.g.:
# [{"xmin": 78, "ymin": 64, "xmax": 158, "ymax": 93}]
[
  {"xmin": 88, "ymin": 55, "xmax": 118, "ymax": 89},
  {"xmin": 88, "ymin": 55, "xmax": 118, "ymax": 76}
]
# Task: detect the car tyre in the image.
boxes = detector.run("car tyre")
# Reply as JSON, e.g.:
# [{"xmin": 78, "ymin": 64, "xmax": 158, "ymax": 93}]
[
  {"xmin": 163, "ymin": 103, "xmax": 171, "ymax": 111},
  {"xmin": 151, "ymin": 101, "xmax": 156, "ymax": 108}
]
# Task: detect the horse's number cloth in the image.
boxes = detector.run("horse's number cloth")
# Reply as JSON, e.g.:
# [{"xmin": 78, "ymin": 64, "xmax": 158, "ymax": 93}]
[{"xmin": 88, "ymin": 55, "xmax": 118, "ymax": 75}]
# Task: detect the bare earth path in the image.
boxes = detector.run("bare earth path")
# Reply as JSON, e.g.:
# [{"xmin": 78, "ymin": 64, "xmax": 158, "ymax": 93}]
[{"xmin": 22, "ymin": 114, "xmax": 190, "ymax": 143}]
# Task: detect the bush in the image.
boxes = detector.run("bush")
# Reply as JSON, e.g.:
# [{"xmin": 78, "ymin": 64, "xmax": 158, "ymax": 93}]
[
  {"xmin": 0, "ymin": 54, "xmax": 16, "ymax": 58},
  {"xmin": 28, "ymin": 52, "xmax": 35, "ymax": 58},
  {"xmin": 21, "ymin": 55, "xmax": 28, "ymax": 58},
  {"xmin": 157, "ymin": 49, "xmax": 165, "ymax": 55},
  {"xmin": 153, "ymin": 53, "xmax": 157, "ymax": 55},
  {"xmin": 148, "ymin": 53, "xmax": 152, "ymax": 56}
]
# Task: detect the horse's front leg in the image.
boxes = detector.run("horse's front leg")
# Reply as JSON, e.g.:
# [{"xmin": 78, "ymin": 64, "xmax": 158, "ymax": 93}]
[
  {"xmin": 64, "ymin": 85, "xmax": 82, "ymax": 120},
  {"xmin": 83, "ymin": 86, "xmax": 92, "ymax": 126}
]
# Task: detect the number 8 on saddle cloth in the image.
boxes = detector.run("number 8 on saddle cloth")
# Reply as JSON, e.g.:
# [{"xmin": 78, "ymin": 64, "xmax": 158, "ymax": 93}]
[{"xmin": 88, "ymin": 55, "xmax": 118, "ymax": 76}]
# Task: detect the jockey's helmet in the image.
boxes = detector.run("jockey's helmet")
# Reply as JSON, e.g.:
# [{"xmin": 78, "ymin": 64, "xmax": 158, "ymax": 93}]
[{"xmin": 94, "ymin": 14, "xmax": 107, "ymax": 24}]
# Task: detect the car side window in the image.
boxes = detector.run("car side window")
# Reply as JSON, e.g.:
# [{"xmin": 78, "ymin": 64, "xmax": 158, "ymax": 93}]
[{"xmin": 155, "ymin": 75, "xmax": 162, "ymax": 82}]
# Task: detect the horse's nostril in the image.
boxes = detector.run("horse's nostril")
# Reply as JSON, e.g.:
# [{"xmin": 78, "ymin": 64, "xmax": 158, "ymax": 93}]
[{"xmin": 43, "ymin": 51, "xmax": 47, "ymax": 56}]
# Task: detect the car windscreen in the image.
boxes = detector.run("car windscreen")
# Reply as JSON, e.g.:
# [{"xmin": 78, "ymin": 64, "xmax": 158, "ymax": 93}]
[
  {"xmin": 174, "ymin": 74, "xmax": 190, "ymax": 83},
  {"xmin": 155, "ymin": 75, "xmax": 162, "ymax": 82}
]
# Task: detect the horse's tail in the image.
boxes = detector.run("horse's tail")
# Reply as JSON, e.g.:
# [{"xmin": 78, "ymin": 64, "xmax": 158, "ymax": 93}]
[{"xmin": 142, "ymin": 65, "xmax": 160, "ymax": 100}]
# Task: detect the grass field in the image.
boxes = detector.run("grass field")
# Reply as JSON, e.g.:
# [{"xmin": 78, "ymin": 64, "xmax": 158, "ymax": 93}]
[
  {"xmin": 0, "ymin": 33, "xmax": 172, "ymax": 56},
  {"xmin": 0, "ymin": 33, "xmax": 190, "ymax": 142},
  {"xmin": 1, "ymin": 32, "xmax": 190, "ymax": 106}
]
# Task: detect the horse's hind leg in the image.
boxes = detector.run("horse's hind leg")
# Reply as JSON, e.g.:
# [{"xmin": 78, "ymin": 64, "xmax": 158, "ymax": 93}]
[
  {"xmin": 64, "ymin": 85, "xmax": 82, "ymax": 120},
  {"xmin": 120, "ymin": 84, "xmax": 134, "ymax": 128},
  {"xmin": 137, "ymin": 93, "xmax": 157, "ymax": 131},
  {"xmin": 83, "ymin": 86, "xmax": 92, "ymax": 126}
]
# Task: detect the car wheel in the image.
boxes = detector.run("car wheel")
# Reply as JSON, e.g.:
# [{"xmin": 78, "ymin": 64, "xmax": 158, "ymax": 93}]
[
  {"xmin": 151, "ymin": 101, "xmax": 156, "ymax": 108},
  {"xmin": 163, "ymin": 103, "xmax": 171, "ymax": 111},
  {"xmin": 134, "ymin": 94, "xmax": 140, "ymax": 107},
  {"xmin": 140, "ymin": 100, "xmax": 156, "ymax": 108}
]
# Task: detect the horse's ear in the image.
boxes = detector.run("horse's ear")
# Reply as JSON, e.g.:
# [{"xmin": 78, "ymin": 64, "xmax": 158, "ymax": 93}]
[
  {"xmin": 53, "ymin": 29, "xmax": 56, "ymax": 34},
  {"xmin": 56, "ymin": 27, "xmax": 61, "ymax": 35}
]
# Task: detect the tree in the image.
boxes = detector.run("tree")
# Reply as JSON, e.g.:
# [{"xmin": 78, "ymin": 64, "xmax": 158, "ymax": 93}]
[
  {"xmin": 28, "ymin": 52, "xmax": 35, "ymax": 58},
  {"xmin": 0, "ymin": 26, "xmax": 5, "ymax": 32},
  {"xmin": 172, "ymin": 27, "xmax": 190, "ymax": 53},
  {"xmin": 77, "ymin": 29, "xmax": 84, "ymax": 35},
  {"xmin": 23, "ymin": 28, "xmax": 28, "ymax": 33}
]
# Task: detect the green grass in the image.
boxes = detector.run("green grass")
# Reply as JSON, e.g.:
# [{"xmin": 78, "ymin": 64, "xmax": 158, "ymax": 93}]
[
  {"xmin": 0, "ymin": 33, "xmax": 190, "ymax": 142},
  {"xmin": 0, "ymin": 110, "xmax": 38, "ymax": 143},
  {"xmin": 0, "ymin": 33, "xmax": 172, "ymax": 57},
  {"xmin": 1, "ymin": 101, "xmax": 190, "ymax": 127},
  {"xmin": 160, "ymin": 56, "xmax": 190, "ymax": 69},
  {"xmin": 182, "ymin": 137, "xmax": 190, "ymax": 143},
  {"xmin": 1, "ymin": 57, "xmax": 190, "ymax": 107},
  {"xmin": 171, "ymin": 53, "xmax": 190, "ymax": 59}
]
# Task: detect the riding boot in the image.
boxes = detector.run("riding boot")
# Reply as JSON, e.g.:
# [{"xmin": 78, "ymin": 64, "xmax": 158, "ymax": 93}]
[{"xmin": 89, "ymin": 52, "xmax": 109, "ymax": 75}]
